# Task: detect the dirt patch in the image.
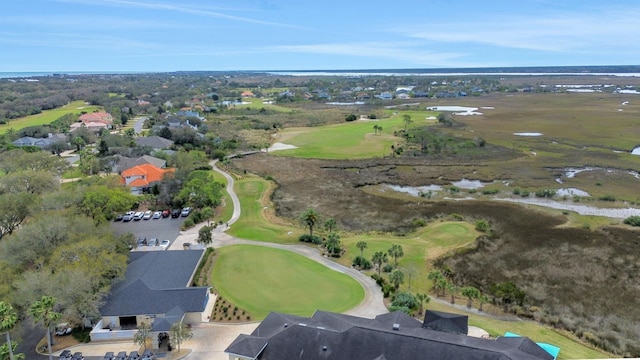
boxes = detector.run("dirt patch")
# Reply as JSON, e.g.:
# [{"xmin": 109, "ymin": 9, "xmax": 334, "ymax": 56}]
[{"xmin": 231, "ymin": 153, "xmax": 640, "ymax": 356}]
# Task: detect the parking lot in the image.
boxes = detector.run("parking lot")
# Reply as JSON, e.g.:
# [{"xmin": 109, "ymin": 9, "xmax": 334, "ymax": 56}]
[{"xmin": 110, "ymin": 213, "xmax": 186, "ymax": 251}]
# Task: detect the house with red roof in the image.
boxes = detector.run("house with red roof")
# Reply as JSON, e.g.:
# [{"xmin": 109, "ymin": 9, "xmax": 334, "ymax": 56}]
[
  {"xmin": 121, "ymin": 163, "xmax": 174, "ymax": 194},
  {"xmin": 71, "ymin": 112, "xmax": 114, "ymax": 133}
]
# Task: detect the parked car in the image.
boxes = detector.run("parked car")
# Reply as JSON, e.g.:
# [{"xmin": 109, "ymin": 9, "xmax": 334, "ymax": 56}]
[
  {"xmin": 143, "ymin": 210, "xmax": 153, "ymax": 220},
  {"xmin": 152, "ymin": 211, "xmax": 162, "ymax": 219},
  {"xmin": 159, "ymin": 239, "xmax": 170, "ymax": 250},
  {"xmin": 103, "ymin": 352, "xmax": 115, "ymax": 360},
  {"xmin": 122, "ymin": 211, "xmax": 135, "ymax": 222},
  {"xmin": 161, "ymin": 209, "xmax": 170, "ymax": 218},
  {"xmin": 148, "ymin": 238, "xmax": 158, "ymax": 246},
  {"xmin": 116, "ymin": 351, "xmax": 127, "ymax": 360},
  {"xmin": 137, "ymin": 237, "xmax": 147, "ymax": 246},
  {"xmin": 127, "ymin": 351, "xmax": 139, "ymax": 360},
  {"xmin": 133, "ymin": 212, "xmax": 144, "ymax": 221},
  {"xmin": 181, "ymin": 207, "xmax": 192, "ymax": 217},
  {"xmin": 171, "ymin": 209, "xmax": 181, "ymax": 218},
  {"xmin": 60, "ymin": 350, "xmax": 73, "ymax": 360},
  {"xmin": 55, "ymin": 323, "xmax": 72, "ymax": 336},
  {"xmin": 114, "ymin": 214, "xmax": 124, "ymax": 221},
  {"xmin": 71, "ymin": 352, "xmax": 85, "ymax": 360},
  {"xmin": 141, "ymin": 350, "xmax": 154, "ymax": 360}
]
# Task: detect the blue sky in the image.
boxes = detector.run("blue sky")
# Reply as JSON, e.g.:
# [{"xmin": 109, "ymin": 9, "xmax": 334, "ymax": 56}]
[{"xmin": 2, "ymin": 0, "xmax": 639, "ymax": 72}]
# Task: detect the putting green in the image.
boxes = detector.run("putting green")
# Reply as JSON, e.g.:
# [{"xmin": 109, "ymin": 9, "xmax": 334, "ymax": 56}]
[{"xmin": 211, "ymin": 245, "xmax": 365, "ymax": 319}]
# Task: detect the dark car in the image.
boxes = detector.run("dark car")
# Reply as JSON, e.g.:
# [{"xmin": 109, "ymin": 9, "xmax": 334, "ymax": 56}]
[
  {"xmin": 60, "ymin": 350, "xmax": 73, "ymax": 360},
  {"xmin": 71, "ymin": 352, "xmax": 85, "ymax": 360},
  {"xmin": 116, "ymin": 351, "xmax": 127, "ymax": 360},
  {"xmin": 127, "ymin": 351, "xmax": 139, "ymax": 360},
  {"xmin": 137, "ymin": 237, "xmax": 147, "ymax": 246},
  {"xmin": 171, "ymin": 209, "xmax": 181, "ymax": 218},
  {"xmin": 141, "ymin": 350, "xmax": 154, "ymax": 360},
  {"xmin": 114, "ymin": 214, "xmax": 124, "ymax": 222},
  {"xmin": 103, "ymin": 352, "xmax": 115, "ymax": 360}
]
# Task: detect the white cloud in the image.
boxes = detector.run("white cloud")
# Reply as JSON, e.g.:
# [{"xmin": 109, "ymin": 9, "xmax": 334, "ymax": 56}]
[{"xmin": 53, "ymin": 0, "xmax": 310, "ymax": 29}]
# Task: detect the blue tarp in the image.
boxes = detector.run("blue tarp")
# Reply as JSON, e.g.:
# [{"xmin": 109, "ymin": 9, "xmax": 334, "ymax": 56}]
[{"xmin": 504, "ymin": 332, "xmax": 560, "ymax": 360}]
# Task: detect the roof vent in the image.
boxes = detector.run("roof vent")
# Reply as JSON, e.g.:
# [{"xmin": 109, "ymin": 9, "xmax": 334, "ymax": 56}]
[
  {"xmin": 392, "ymin": 323, "xmax": 400, "ymax": 331},
  {"xmin": 284, "ymin": 323, "xmax": 288, "ymax": 328},
  {"xmin": 322, "ymin": 346, "xmax": 328, "ymax": 351}
]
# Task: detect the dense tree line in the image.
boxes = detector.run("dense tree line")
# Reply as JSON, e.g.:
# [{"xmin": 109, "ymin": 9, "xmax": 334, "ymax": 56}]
[{"xmin": 0, "ymin": 149, "xmax": 135, "ymax": 335}]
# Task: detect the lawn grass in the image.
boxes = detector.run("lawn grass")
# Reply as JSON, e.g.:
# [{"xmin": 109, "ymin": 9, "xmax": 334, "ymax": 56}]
[
  {"xmin": 211, "ymin": 170, "xmax": 234, "ymax": 223},
  {"xmin": 226, "ymin": 176, "xmax": 304, "ymax": 243},
  {"xmin": 335, "ymin": 222, "xmax": 479, "ymax": 292},
  {"xmin": 425, "ymin": 301, "xmax": 610, "ymax": 359},
  {"xmin": 211, "ymin": 244, "xmax": 364, "ymax": 319},
  {"xmin": 61, "ymin": 167, "xmax": 83, "ymax": 179},
  {"xmin": 0, "ymin": 100, "xmax": 101, "ymax": 134},
  {"xmin": 234, "ymin": 97, "xmax": 294, "ymax": 113}
]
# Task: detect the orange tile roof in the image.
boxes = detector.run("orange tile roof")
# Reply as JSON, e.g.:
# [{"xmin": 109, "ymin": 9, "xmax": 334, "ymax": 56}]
[
  {"xmin": 78, "ymin": 112, "xmax": 113, "ymax": 124},
  {"xmin": 121, "ymin": 164, "xmax": 174, "ymax": 187}
]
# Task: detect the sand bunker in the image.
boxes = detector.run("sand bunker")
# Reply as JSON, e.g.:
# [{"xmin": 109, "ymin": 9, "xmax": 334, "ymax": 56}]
[
  {"xmin": 426, "ymin": 106, "xmax": 483, "ymax": 116},
  {"xmin": 267, "ymin": 142, "xmax": 298, "ymax": 152},
  {"xmin": 514, "ymin": 132, "xmax": 543, "ymax": 137}
]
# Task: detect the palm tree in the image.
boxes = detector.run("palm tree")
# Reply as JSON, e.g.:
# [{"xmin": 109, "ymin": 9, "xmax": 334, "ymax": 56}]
[
  {"xmin": 427, "ymin": 271, "xmax": 448, "ymax": 297},
  {"xmin": 324, "ymin": 218, "xmax": 337, "ymax": 233},
  {"xmin": 461, "ymin": 286, "xmax": 480, "ymax": 308},
  {"xmin": 402, "ymin": 114, "xmax": 412, "ymax": 131},
  {"xmin": 325, "ymin": 232, "xmax": 342, "ymax": 256},
  {"xmin": 29, "ymin": 296, "xmax": 61, "ymax": 360},
  {"xmin": 416, "ymin": 293, "xmax": 430, "ymax": 315},
  {"xmin": 299, "ymin": 208, "xmax": 319, "ymax": 238},
  {"xmin": 478, "ymin": 294, "xmax": 489, "ymax": 312},
  {"xmin": 371, "ymin": 251, "xmax": 388, "ymax": 276},
  {"xmin": 355, "ymin": 241, "xmax": 368, "ymax": 258},
  {"xmin": 0, "ymin": 301, "xmax": 18, "ymax": 360},
  {"xmin": 373, "ymin": 124, "xmax": 382, "ymax": 135},
  {"xmin": 389, "ymin": 270, "xmax": 404, "ymax": 290},
  {"xmin": 387, "ymin": 244, "xmax": 404, "ymax": 267}
]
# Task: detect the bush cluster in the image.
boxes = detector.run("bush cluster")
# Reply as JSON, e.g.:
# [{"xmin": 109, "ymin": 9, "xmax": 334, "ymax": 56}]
[
  {"xmin": 352, "ymin": 255, "xmax": 372, "ymax": 270},
  {"xmin": 298, "ymin": 234, "xmax": 322, "ymax": 244}
]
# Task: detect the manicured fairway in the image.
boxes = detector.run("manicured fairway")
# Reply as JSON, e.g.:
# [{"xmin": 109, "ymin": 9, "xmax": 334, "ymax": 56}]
[
  {"xmin": 0, "ymin": 100, "xmax": 101, "ymax": 134},
  {"xmin": 211, "ymin": 245, "xmax": 364, "ymax": 319}
]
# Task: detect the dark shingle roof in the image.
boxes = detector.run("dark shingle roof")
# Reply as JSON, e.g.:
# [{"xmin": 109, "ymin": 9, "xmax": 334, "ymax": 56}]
[
  {"xmin": 226, "ymin": 310, "xmax": 553, "ymax": 360},
  {"xmin": 135, "ymin": 136, "xmax": 174, "ymax": 149},
  {"xmin": 100, "ymin": 250, "xmax": 208, "ymax": 319}
]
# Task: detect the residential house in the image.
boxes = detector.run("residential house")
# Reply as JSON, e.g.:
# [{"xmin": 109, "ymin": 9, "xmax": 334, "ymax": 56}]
[
  {"xmin": 12, "ymin": 133, "xmax": 67, "ymax": 149},
  {"xmin": 121, "ymin": 163, "xmax": 174, "ymax": 194},
  {"xmin": 241, "ymin": 90, "xmax": 255, "ymax": 97},
  {"xmin": 71, "ymin": 111, "xmax": 113, "ymax": 133},
  {"xmin": 90, "ymin": 250, "xmax": 211, "ymax": 348},
  {"xmin": 225, "ymin": 310, "xmax": 555, "ymax": 360},
  {"xmin": 134, "ymin": 136, "xmax": 174, "ymax": 151},
  {"xmin": 111, "ymin": 155, "xmax": 167, "ymax": 174}
]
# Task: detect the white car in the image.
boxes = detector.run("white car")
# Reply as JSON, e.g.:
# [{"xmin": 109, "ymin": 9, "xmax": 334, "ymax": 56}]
[
  {"xmin": 133, "ymin": 212, "xmax": 144, "ymax": 221},
  {"xmin": 143, "ymin": 210, "xmax": 153, "ymax": 220},
  {"xmin": 152, "ymin": 211, "xmax": 162, "ymax": 219},
  {"xmin": 159, "ymin": 239, "xmax": 170, "ymax": 250}
]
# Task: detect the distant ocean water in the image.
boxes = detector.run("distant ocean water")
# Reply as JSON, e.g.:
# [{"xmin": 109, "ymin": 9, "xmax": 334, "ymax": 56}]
[{"xmin": 2, "ymin": 66, "xmax": 639, "ymax": 78}]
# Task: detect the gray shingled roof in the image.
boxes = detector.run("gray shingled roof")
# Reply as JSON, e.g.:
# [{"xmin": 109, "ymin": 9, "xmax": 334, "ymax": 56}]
[
  {"xmin": 100, "ymin": 250, "xmax": 208, "ymax": 319},
  {"xmin": 113, "ymin": 155, "xmax": 166, "ymax": 173},
  {"xmin": 135, "ymin": 136, "xmax": 174, "ymax": 149},
  {"xmin": 226, "ymin": 310, "xmax": 554, "ymax": 360}
]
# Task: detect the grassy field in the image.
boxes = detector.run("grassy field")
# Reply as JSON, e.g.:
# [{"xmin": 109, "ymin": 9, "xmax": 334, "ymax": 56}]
[
  {"xmin": 210, "ymin": 244, "xmax": 364, "ymax": 319},
  {"xmin": 211, "ymin": 170, "xmax": 234, "ymax": 223},
  {"xmin": 0, "ymin": 100, "xmax": 101, "ymax": 134},
  {"xmin": 226, "ymin": 176, "xmax": 304, "ymax": 242},
  {"xmin": 233, "ymin": 97, "xmax": 294, "ymax": 113},
  {"xmin": 335, "ymin": 221, "xmax": 480, "ymax": 292},
  {"xmin": 273, "ymin": 112, "xmax": 436, "ymax": 159}
]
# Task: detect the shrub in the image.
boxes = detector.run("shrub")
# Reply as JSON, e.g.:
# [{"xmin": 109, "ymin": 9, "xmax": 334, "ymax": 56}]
[
  {"xmin": 388, "ymin": 305, "xmax": 412, "ymax": 314},
  {"xmin": 535, "ymin": 189, "xmax": 556, "ymax": 198},
  {"xmin": 371, "ymin": 274, "xmax": 386, "ymax": 287},
  {"xmin": 345, "ymin": 114, "xmax": 357, "ymax": 122},
  {"xmin": 352, "ymin": 256, "xmax": 372, "ymax": 270},
  {"xmin": 520, "ymin": 190, "xmax": 530, "ymax": 197},
  {"xmin": 599, "ymin": 195, "xmax": 616, "ymax": 202},
  {"xmin": 475, "ymin": 220, "xmax": 489, "ymax": 232},
  {"xmin": 391, "ymin": 291, "xmax": 418, "ymax": 309},
  {"xmin": 298, "ymin": 234, "xmax": 322, "ymax": 244},
  {"xmin": 382, "ymin": 284, "xmax": 395, "ymax": 298},
  {"xmin": 624, "ymin": 216, "xmax": 640, "ymax": 227},
  {"xmin": 482, "ymin": 188, "xmax": 500, "ymax": 195},
  {"xmin": 450, "ymin": 213, "xmax": 465, "ymax": 221},
  {"xmin": 512, "ymin": 187, "xmax": 521, "ymax": 195},
  {"xmin": 382, "ymin": 264, "xmax": 394, "ymax": 273},
  {"xmin": 449, "ymin": 186, "xmax": 460, "ymax": 193}
]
